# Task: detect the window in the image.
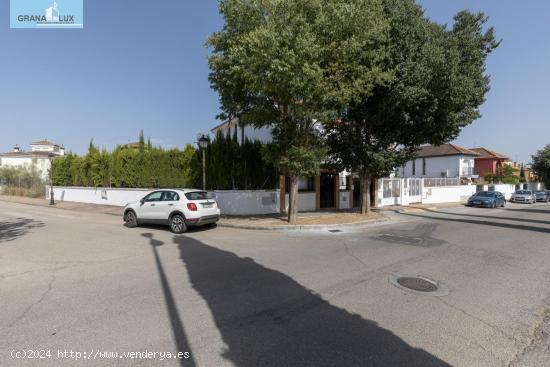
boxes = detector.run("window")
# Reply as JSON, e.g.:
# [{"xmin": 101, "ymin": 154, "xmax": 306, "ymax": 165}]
[
  {"xmin": 412, "ymin": 159, "xmax": 416, "ymax": 175},
  {"xmin": 162, "ymin": 191, "xmax": 180, "ymax": 201},
  {"xmin": 143, "ymin": 191, "xmax": 163, "ymax": 202},
  {"xmin": 185, "ymin": 191, "xmax": 214, "ymax": 200},
  {"xmin": 422, "ymin": 158, "xmax": 426, "ymax": 176}
]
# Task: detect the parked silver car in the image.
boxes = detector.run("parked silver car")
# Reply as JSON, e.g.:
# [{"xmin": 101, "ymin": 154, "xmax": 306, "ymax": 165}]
[{"xmin": 510, "ymin": 190, "xmax": 535, "ymax": 204}]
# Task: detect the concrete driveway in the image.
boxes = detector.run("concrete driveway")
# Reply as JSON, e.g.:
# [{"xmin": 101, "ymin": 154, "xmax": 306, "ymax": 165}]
[{"xmin": 0, "ymin": 200, "xmax": 549, "ymax": 366}]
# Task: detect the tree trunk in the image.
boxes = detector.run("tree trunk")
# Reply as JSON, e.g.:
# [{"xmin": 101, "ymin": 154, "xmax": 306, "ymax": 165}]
[
  {"xmin": 359, "ymin": 171, "xmax": 371, "ymax": 215},
  {"xmin": 288, "ymin": 175, "xmax": 299, "ymax": 224}
]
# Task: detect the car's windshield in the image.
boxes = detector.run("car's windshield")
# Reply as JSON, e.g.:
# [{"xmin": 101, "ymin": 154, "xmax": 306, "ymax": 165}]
[
  {"xmin": 475, "ymin": 192, "xmax": 495, "ymax": 197},
  {"xmin": 185, "ymin": 191, "xmax": 214, "ymax": 200},
  {"xmin": 516, "ymin": 190, "xmax": 532, "ymax": 195}
]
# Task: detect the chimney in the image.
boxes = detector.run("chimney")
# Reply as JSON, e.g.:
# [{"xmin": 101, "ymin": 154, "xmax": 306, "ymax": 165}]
[{"xmin": 13, "ymin": 144, "xmax": 20, "ymax": 153}]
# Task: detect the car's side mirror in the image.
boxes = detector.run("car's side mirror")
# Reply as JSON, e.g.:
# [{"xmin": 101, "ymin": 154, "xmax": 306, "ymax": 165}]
[{"xmin": 140, "ymin": 199, "xmax": 145, "ymax": 206}]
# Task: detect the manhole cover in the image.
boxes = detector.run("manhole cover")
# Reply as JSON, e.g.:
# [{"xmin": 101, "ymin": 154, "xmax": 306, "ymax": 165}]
[{"xmin": 396, "ymin": 277, "xmax": 438, "ymax": 292}]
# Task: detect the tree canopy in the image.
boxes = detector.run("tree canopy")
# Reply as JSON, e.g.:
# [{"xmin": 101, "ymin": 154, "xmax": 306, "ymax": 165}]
[
  {"xmin": 532, "ymin": 145, "xmax": 550, "ymax": 186},
  {"xmin": 208, "ymin": 0, "xmax": 391, "ymax": 222},
  {"xmin": 324, "ymin": 0, "xmax": 499, "ymax": 213}
]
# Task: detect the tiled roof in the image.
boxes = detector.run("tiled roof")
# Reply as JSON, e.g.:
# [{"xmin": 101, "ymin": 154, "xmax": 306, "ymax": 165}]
[
  {"xmin": 31, "ymin": 140, "xmax": 57, "ymax": 146},
  {"xmin": 415, "ymin": 144, "xmax": 480, "ymax": 158},
  {"xmin": 469, "ymin": 147, "xmax": 510, "ymax": 160}
]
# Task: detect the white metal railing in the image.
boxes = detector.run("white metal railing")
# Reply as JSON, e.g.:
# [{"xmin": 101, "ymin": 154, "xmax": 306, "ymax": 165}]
[{"xmin": 423, "ymin": 177, "xmax": 460, "ymax": 187}]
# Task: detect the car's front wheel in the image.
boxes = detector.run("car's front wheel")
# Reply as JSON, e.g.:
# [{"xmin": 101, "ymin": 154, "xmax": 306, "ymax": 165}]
[
  {"xmin": 124, "ymin": 210, "xmax": 138, "ymax": 228},
  {"xmin": 170, "ymin": 214, "xmax": 187, "ymax": 234}
]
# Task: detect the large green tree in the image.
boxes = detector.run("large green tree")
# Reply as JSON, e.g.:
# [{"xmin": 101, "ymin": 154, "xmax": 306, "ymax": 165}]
[
  {"xmin": 532, "ymin": 145, "xmax": 550, "ymax": 186},
  {"xmin": 207, "ymin": 0, "xmax": 389, "ymax": 223},
  {"xmin": 325, "ymin": 0, "xmax": 499, "ymax": 213}
]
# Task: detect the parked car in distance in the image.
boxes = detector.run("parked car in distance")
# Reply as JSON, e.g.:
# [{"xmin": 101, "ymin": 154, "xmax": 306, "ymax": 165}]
[
  {"xmin": 467, "ymin": 191, "xmax": 506, "ymax": 208},
  {"xmin": 510, "ymin": 190, "xmax": 536, "ymax": 204},
  {"xmin": 123, "ymin": 189, "xmax": 221, "ymax": 234},
  {"xmin": 534, "ymin": 191, "xmax": 550, "ymax": 203}
]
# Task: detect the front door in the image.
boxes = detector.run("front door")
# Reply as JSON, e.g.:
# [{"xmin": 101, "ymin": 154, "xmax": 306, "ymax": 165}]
[{"xmin": 320, "ymin": 174, "xmax": 336, "ymax": 209}]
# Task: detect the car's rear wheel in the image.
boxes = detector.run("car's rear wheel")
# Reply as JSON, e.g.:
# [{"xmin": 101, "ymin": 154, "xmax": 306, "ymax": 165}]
[
  {"xmin": 125, "ymin": 211, "xmax": 138, "ymax": 228},
  {"xmin": 170, "ymin": 214, "xmax": 187, "ymax": 234}
]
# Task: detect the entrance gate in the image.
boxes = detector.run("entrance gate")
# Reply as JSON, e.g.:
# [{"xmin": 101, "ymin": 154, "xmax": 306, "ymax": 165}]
[{"xmin": 408, "ymin": 178, "xmax": 422, "ymax": 203}]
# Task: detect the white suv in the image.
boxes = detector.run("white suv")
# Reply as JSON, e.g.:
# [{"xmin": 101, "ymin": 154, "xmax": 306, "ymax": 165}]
[{"xmin": 123, "ymin": 189, "xmax": 220, "ymax": 233}]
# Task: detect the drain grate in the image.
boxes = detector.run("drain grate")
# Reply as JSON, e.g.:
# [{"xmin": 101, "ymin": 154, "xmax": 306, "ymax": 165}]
[
  {"xmin": 328, "ymin": 229, "xmax": 343, "ymax": 233},
  {"xmin": 396, "ymin": 277, "xmax": 438, "ymax": 292}
]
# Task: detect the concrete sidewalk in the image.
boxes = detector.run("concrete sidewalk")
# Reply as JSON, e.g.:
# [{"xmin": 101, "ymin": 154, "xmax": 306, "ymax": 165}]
[
  {"xmin": 218, "ymin": 211, "xmax": 390, "ymax": 231},
  {"xmin": 0, "ymin": 195, "xmax": 122, "ymax": 216},
  {"xmin": 378, "ymin": 202, "xmax": 464, "ymax": 213}
]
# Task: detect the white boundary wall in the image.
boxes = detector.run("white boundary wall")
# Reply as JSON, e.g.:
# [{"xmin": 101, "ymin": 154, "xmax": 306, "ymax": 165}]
[
  {"xmin": 215, "ymin": 190, "xmax": 279, "ymax": 215},
  {"xmin": 376, "ymin": 179, "xmax": 517, "ymax": 207},
  {"xmin": 45, "ymin": 186, "xmax": 281, "ymax": 215},
  {"xmin": 284, "ymin": 192, "xmax": 316, "ymax": 212},
  {"xmin": 47, "ymin": 181, "xmax": 522, "ymax": 214},
  {"xmin": 46, "ymin": 186, "xmax": 152, "ymax": 207}
]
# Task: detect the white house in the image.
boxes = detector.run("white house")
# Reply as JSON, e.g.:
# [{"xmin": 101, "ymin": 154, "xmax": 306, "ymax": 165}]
[
  {"xmin": 401, "ymin": 144, "xmax": 480, "ymax": 179},
  {"xmin": 0, "ymin": 140, "xmax": 65, "ymax": 180}
]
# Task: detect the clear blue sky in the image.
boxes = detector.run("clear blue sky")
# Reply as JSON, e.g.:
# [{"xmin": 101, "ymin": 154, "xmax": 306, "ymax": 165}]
[{"xmin": 1, "ymin": 0, "xmax": 548, "ymax": 163}]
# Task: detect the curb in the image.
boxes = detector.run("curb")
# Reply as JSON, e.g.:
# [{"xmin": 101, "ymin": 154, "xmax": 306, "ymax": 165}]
[{"xmin": 217, "ymin": 217, "xmax": 390, "ymax": 232}]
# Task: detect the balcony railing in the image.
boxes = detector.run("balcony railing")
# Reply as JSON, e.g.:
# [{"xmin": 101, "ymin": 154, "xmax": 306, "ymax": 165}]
[{"xmin": 460, "ymin": 167, "xmax": 479, "ymax": 176}]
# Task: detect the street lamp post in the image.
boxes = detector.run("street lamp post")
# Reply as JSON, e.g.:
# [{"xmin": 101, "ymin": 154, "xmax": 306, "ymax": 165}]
[
  {"xmin": 48, "ymin": 153, "xmax": 55, "ymax": 205},
  {"xmin": 198, "ymin": 134, "xmax": 210, "ymax": 191}
]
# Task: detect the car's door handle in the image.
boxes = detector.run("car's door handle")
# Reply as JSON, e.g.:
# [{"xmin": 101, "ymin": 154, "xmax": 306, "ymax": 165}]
[
  {"xmin": 168, "ymin": 203, "xmax": 174, "ymax": 206},
  {"xmin": 150, "ymin": 204, "xmax": 156, "ymax": 206}
]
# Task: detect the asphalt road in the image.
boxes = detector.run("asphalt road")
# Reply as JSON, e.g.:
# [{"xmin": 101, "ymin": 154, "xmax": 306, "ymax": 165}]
[{"xmin": 1, "ymin": 200, "xmax": 549, "ymax": 367}]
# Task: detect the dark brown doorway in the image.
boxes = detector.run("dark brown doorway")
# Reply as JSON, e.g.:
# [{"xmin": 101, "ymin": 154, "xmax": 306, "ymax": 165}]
[{"xmin": 320, "ymin": 174, "xmax": 336, "ymax": 209}]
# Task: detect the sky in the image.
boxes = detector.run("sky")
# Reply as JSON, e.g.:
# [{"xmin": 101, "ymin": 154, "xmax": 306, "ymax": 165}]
[{"xmin": 0, "ymin": 0, "xmax": 548, "ymax": 163}]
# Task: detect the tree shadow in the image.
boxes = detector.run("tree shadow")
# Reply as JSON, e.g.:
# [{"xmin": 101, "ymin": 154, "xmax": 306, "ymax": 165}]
[
  {"xmin": 400, "ymin": 211, "xmax": 550, "ymax": 235},
  {"xmin": 429, "ymin": 209, "xmax": 550, "ymax": 226},
  {"xmin": 175, "ymin": 235, "xmax": 451, "ymax": 367},
  {"xmin": 0, "ymin": 217, "xmax": 45, "ymax": 243},
  {"xmin": 141, "ymin": 233, "xmax": 196, "ymax": 367},
  {"xmin": 504, "ymin": 207, "xmax": 550, "ymax": 215}
]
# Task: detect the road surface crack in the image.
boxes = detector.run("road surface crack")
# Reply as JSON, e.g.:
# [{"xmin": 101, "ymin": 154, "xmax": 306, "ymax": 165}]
[
  {"xmin": 4, "ymin": 270, "xmax": 57, "ymax": 329},
  {"xmin": 507, "ymin": 307, "xmax": 550, "ymax": 366}
]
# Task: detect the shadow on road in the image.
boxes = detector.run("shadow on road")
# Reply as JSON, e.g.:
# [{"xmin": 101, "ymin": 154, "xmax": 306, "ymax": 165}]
[
  {"xmin": 0, "ymin": 217, "xmax": 44, "ymax": 243},
  {"xmin": 504, "ymin": 207, "xmax": 550, "ymax": 215},
  {"xmin": 175, "ymin": 235, "xmax": 450, "ymax": 367},
  {"xmin": 428, "ymin": 209, "xmax": 550, "ymax": 226},
  {"xmin": 401, "ymin": 211, "xmax": 550, "ymax": 235},
  {"xmin": 141, "ymin": 233, "xmax": 196, "ymax": 367}
]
